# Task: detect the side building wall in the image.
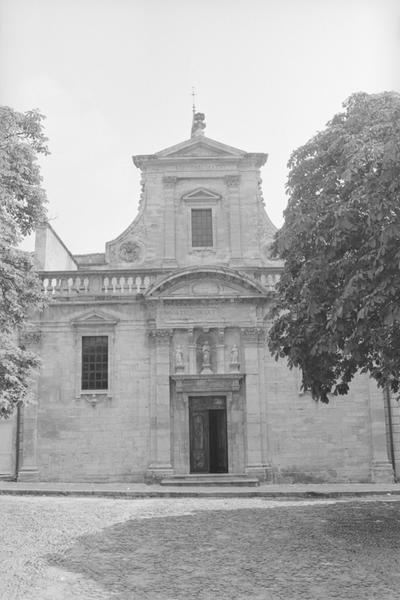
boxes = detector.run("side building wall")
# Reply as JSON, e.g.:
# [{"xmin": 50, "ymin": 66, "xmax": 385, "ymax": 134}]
[{"xmin": 263, "ymin": 347, "xmax": 392, "ymax": 483}]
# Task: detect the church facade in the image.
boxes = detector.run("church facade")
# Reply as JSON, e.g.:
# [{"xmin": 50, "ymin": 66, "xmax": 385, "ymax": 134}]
[{"xmin": 3, "ymin": 113, "xmax": 397, "ymax": 483}]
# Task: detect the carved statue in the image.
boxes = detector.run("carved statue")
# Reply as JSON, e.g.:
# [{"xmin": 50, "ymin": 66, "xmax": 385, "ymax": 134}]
[
  {"xmin": 175, "ymin": 345, "xmax": 184, "ymax": 368},
  {"xmin": 191, "ymin": 112, "xmax": 206, "ymax": 137},
  {"xmin": 201, "ymin": 341, "xmax": 211, "ymax": 367},
  {"xmin": 230, "ymin": 344, "xmax": 239, "ymax": 364}
]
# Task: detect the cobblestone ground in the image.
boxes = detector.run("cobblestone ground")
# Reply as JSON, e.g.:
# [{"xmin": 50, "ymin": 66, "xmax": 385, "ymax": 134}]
[{"xmin": 2, "ymin": 496, "xmax": 400, "ymax": 599}]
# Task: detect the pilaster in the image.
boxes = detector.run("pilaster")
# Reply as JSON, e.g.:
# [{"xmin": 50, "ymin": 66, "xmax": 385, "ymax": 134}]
[
  {"xmin": 368, "ymin": 378, "xmax": 394, "ymax": 482},
  {"xmin": 147, "ymin": 328, "xmax": 173, "ymax": 480},
  {"xmin": 241, "ymin": 327, "xmax": 269, "ymax": 480},
  {"xmin": 225, "ymin": 175, "xmax": 242, "ymax": 265},
  {"xmin": 17, "ymin": 328, "xmax": 41, "ymax": 482},
  {"xmin": 162, "ymin": 176, "xmax": 178, "ymax": 267}
]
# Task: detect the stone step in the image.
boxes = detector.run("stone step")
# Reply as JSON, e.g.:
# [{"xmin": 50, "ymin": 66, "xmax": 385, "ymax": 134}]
[{"xmin": 161, "ymin": 474, "xmax": 260, "ymax": 487}]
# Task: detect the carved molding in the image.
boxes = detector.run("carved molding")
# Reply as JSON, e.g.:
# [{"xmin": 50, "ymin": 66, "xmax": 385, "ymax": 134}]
[
  {"xmin": 171, "ymin": 373, "xmax": 243, "ymax": 393},
  {"xmin": 149, "ymin": 328, "xmax": 173, "ymax": 340},
  {"xmin": 80, "ymin": 393, "xmax": 109, "ymax": 407}
]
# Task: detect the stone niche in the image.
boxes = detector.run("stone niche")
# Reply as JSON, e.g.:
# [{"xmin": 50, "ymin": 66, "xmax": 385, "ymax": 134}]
[{"xmin": 170, "ymin": 327, "xmax": 242, "ymax": 376}]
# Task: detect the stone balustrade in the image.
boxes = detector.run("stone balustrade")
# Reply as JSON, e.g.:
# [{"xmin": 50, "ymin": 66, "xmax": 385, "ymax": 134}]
[
  {"xmin": 244, "ymin": 270, "xmax": 281, "ymax": 291},
  {"xmin": 40, "ymin": 271, "xmax": 161, "ymax": 298},
  {"xmin": 39, "ymin": 268, "xmax": 281, "ymax": 299}
]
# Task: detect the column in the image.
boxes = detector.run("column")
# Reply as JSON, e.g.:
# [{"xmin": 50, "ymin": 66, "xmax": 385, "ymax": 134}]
[
  {"xmin": 146, "ymin": 329, "xmax": 173, "ymax": 480},
  {"xmin": 17, "ymin": 329, "xmax": 41, "ymax": 481},
  {"xmin": 17, "ymin": 403, "xmax": 39, "ymax": 481},
  {"xmin": 242, "ymin": 327, "xmax": 268, "ymax": 480},
  {"xmin": 225, "ymin": 175, "xmax": 242, "ymax": 265},
  {"xmin": 368, "ymin": 378, "xmax": 394, "ymax": 482},
  {"xmin": 162, "ymin": 176, "xmax": 178, "ymax": 267}
]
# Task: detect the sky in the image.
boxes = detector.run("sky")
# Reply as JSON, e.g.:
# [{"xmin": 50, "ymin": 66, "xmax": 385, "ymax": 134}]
[{"xmin": 1, "ymin": 0, "xmax": 399, "ymax": 254}]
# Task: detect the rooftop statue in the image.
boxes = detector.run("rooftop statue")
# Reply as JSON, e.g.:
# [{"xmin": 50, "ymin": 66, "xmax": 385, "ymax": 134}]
[{"xmin": 191, "ymin": 112, "xmax": 206, "ymax": 138}]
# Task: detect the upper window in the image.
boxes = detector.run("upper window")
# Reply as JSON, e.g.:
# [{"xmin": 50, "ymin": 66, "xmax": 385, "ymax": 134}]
[
  {"xmin": 81, "ymin": 336, "xmax": 108, "ymax": 390},
  {"xmin": 191, "ymin": 208, "xmax": 213, "ymax": 247}
]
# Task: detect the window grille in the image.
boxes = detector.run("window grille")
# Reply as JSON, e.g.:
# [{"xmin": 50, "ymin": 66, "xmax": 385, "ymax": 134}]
[
  {"xmin": 81, "ymin": 336, "xmax": 108, "ymax": 390},
  {"xmin": 191, "ymin": 209, "xmax": 213, "ymax": 247}
]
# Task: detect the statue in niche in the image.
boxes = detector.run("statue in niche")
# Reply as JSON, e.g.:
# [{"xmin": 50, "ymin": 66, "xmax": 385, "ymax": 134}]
[
  {"xmin": 202, "ymin": 341, "xmax": 210, "ymax": 365},
  {"xmin": 175, "ymin": 345, "xmax": 184, "ymax": 372},
  {"xmin": 230, "ymin": 344, "xmax": 239, "ymax": 364},
  {"xmin": 200, "ymin": 340, "xmax": 213, "ymax": 374},
  {"xmin": 230, "ymin": 343, "xmax": 240, "ymax": 372}
]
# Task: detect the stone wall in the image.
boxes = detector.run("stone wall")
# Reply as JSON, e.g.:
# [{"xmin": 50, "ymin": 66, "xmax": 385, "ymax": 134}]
[{"xmin": 36, "ymin": 302, "xmax": 151, "ymax": 482}]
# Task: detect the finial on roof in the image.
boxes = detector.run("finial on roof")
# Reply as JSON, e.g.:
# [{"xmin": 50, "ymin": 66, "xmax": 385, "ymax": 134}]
[{"xmin": 192, "ymin": 86, "xmax": 196, "ymax": 114}]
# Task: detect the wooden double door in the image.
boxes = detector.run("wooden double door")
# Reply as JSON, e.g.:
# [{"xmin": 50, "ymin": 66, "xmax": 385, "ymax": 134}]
[{"xmin": 189, "ymin": 396, "xmax": 228, "ymax": 473}]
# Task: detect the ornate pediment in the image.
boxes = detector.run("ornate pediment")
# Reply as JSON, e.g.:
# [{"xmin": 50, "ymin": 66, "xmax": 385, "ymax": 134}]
[
  {"xmin": 71, "ymin": 310, "xmax": 119, "ymax": 327},
  {"xmin": 154, "ymin": 136, "xmax": 246, "ymax": 160},
  {"xmin": 181, "ymin": 188, "xmax": 221, "ymax": 202},
  {"xmin": 144, "ymin": 267, "xmax": 267, "ymax": 300}
]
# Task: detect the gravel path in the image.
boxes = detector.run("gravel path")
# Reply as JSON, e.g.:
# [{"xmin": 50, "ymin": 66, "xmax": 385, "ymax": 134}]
[{"xmin": 1, "ymin": 495, "xmax": 400, "ymax": 599}]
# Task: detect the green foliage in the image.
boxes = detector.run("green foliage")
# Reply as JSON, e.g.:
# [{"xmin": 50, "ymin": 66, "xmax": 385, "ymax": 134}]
[
  {"xmin": 0, "ymin": 106, "xmax": 48, "ymax": 418},
  {"xmin": 268, "ymin": 91, "xmax": 400, "ymax": 403}
]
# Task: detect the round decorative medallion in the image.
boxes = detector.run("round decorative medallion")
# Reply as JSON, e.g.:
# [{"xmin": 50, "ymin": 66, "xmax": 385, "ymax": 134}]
[{"xmin": 118, "ymin": 241, "xmax": 142, "ymax": 263}]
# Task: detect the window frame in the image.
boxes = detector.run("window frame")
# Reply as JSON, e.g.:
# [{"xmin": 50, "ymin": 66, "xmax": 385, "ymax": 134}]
[
  {"xmin": 71, "ymin": 312, "xmax": 118, "ymax": 399},
  {"xmin": 81, "ymin": 335, "xmax": 109, "ymax": 391},
  {"xmin": 181, "ymin": 189, "xmax": 221, "ymax": 255},
  {"xmin": 190, "ymin": 207, "xmax": 214, "ymax": 248}
]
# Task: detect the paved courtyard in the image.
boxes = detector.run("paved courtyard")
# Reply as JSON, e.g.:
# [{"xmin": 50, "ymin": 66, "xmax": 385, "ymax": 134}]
[{"xmin": 2, "ymin": 495, "xmax": 400, "ymax": 599}]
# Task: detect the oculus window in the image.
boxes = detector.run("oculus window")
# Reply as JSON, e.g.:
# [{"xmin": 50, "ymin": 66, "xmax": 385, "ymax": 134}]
[
  {"xmin": 191, "ymin": 208, "xmax": 213, "ymax": 247},
  {"xmin": 81, "ymin": 336, "xmax": 108, "ymax": 390}
]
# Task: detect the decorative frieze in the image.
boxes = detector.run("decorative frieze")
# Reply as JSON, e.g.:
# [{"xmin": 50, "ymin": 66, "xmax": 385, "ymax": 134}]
[{"xmin": 171, "ymin": 373, "xmax": 243, "ymax": 393}]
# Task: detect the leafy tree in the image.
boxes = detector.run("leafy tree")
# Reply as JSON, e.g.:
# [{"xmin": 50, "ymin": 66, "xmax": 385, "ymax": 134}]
[
  {"xmin": 0, "ymin": 106, "xmax": 48, "ymax": 418},
  {"xmin": 268, "ymin": 91, "xmax": 400, "ymax": 403}
]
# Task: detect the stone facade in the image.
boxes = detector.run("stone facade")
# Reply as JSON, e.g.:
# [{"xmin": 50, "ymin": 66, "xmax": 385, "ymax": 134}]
[{"xmin": 4, "ymin": 114, "xmax": 395, "ymax": 483}]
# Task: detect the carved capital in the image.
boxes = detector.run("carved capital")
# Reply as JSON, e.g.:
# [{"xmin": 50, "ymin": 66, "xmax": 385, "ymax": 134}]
[
  {"xmin": 225, "ymin": 175, "xmax": 240, "ymax": 189},
  {"xmin": 149, "ymin": 328, "xmax": 173, "ymax": 341},
  {"xmin": 163, "ymin": 176, "xmax": 178, "ymax": 189},
  {"xmin": 241, "ymin": 327, "xmax": 265, "ymax": 343}
]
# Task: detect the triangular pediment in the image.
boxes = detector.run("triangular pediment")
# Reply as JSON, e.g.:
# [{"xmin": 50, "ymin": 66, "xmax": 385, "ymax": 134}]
[
  {"xmin": 154, "ymin": 136, "xmax": 246, "ymax": 159},
  {"xmin": 182, "ymin": 188, "xmax": 221, "ymax": 202},
  {"xmin": 70, "ymin": 310, "xmax": 119, "ymax": 327}
]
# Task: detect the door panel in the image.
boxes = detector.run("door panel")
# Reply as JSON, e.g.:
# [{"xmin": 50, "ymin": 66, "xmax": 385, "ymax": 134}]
[
  {"xmin": 209, "ymin": 409, "xmax": 228, "ymax": 473},
  {"xmin": 189, "ymin": 397, "xmax": 228, "ymax": 474},
  {"xmin": 190, "ymin": 408, "xmax": 209, "ymax": 473}
]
